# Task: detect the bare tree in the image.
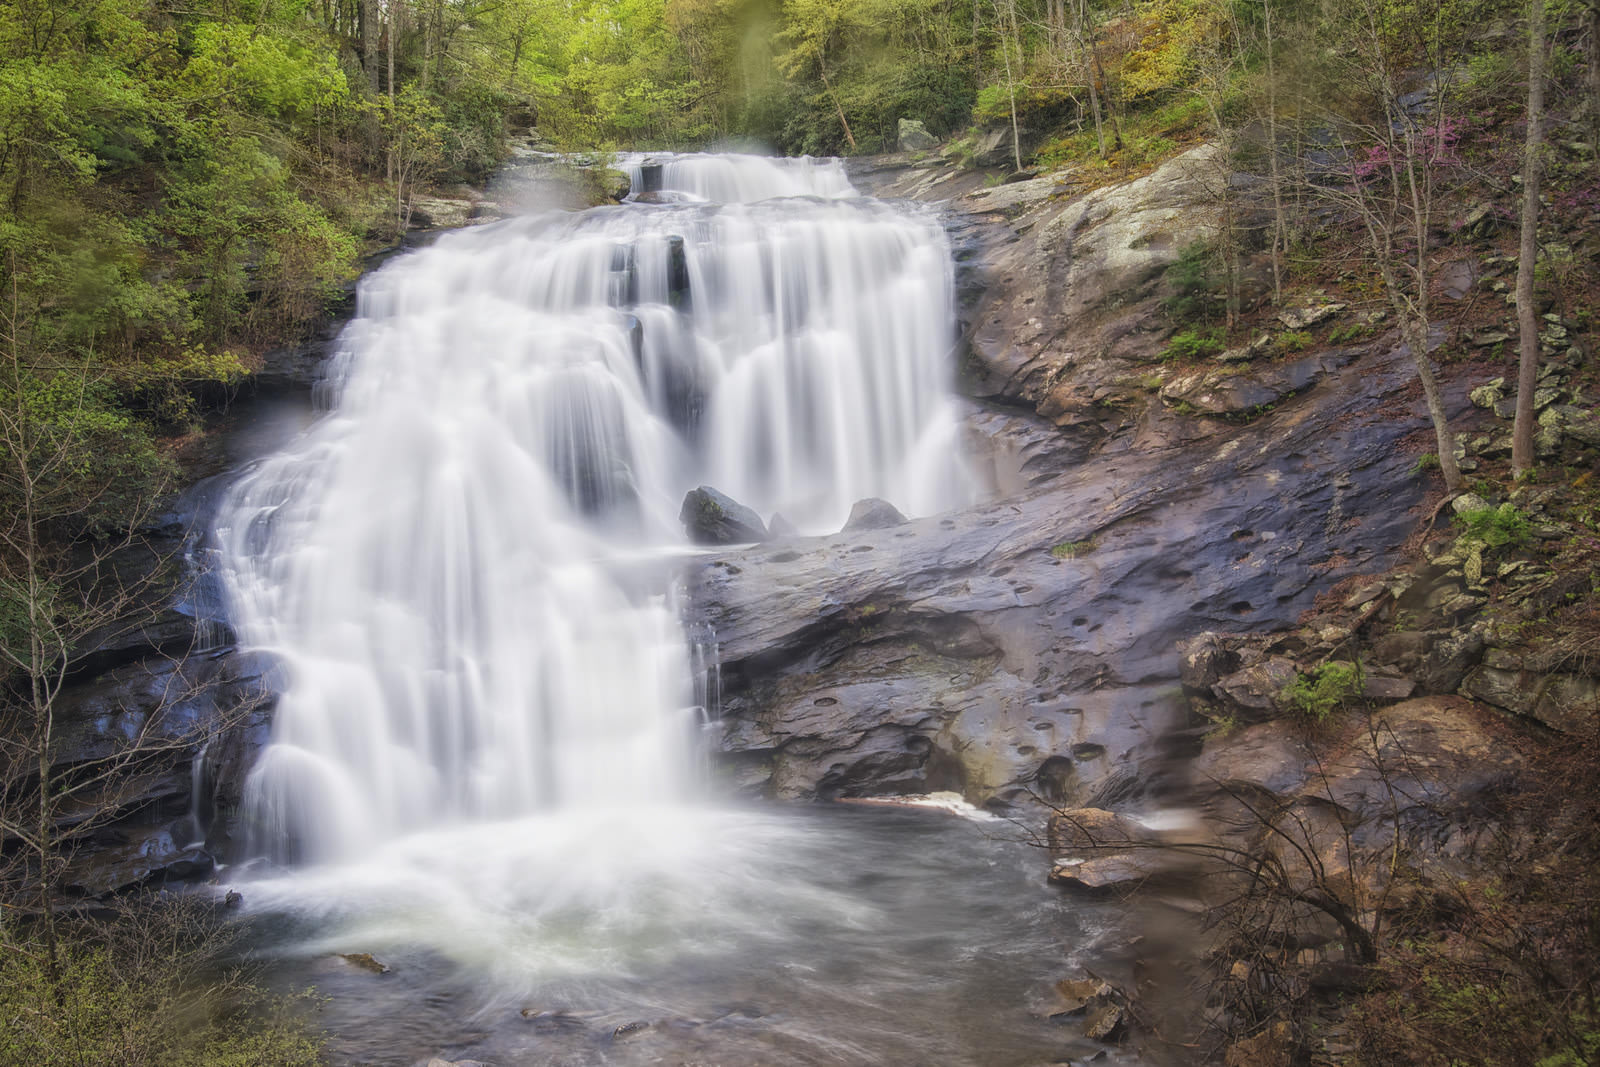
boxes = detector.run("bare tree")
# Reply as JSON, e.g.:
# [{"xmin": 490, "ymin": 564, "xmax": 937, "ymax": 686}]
[
  {"xmin": 0, "ymin": 262, "xmax": 249, "ymax": 981},
  {"xmin": 1037, "ymin": 709, "xmax": 1447, "ymax": 1060},
  {"xmin": 1512, "ymin": 0, "xmax": 1548, "ymax": 475},
  {"xmin": 990, "ymin": 0, "xmax": 1026, "ymax": 170},
  {"xmin": 1310, "ymin": 0, "xmax": 1465, "ymax": 491}
]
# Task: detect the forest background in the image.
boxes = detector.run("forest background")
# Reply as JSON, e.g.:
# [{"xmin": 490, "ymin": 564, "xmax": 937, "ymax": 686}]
[{"xmin": 6, "ymin": 0, "xmax": 1591, "ymax": 487}]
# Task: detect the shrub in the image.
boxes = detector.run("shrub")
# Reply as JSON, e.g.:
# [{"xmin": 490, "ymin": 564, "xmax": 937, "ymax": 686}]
[
  {"xmin": 1163, "ymin": 326, "xmax": 1224, "ymax": 361},
  {"xmin": 1162, "ymin": 240, "xmax": 1224, "ymax": 323},
  {"xmin": 1456, "ymin": 502, "xmax": 1532, "ymax": 550},
  {"xmin": 1282, "ymin": 661, "xmax": 1363, "ymax": 721},
  {"xmin": 1050, "ymin": 538, "xmax": 1096, "ymax": 559},
  {"xmin": 0, "ymin": 905, "xmax": 323, "ymax": 1067}
]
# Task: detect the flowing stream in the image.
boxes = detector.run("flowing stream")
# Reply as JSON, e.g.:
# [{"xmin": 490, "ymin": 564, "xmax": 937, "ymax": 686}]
[{"xmin": 213, "ymin": 155, "xmax": 1127, "ymax": 1065}]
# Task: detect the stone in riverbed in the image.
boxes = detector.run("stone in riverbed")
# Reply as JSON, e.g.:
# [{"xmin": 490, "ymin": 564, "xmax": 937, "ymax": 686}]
[
  {"xmin": 1046, "ymin": 976, "xmax": 1115, "ymax": 1017},
  {"xmin": 519, "ymin": 1009, "xmax": 589, "ymax": 1033},
  {"xmin": 1049, "ymin": 852, "xmax": 1170, "ymax": 891},
  {"xmin": 841, "ymin": 497, "xmax": 907, "ymax": 532},
  {"xmin": 1082, "ymin": 998, "xmax": 1126, "ymax": 1041},
  {"xmin": 1046, "ymin": 807, "xmax": 1190, "ymax": 892},
  {"xmin": 680, "ymin": 486, "xmax": 768, "ymax": 544},
  {"xmin": 339, "ymin": 952, "xmax": 390, "ymax": 974}
]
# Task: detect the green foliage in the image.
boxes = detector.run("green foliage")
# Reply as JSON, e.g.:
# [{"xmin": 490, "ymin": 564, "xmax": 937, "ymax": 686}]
[
  {"xmin": 1162, "ymin": 241, "xmax": 1224, "ymax": 323},
  {"xmin": 1410, "ymin": 452, "xmax": 1441, "ymax": 475},
  {"xmin": 0, "ymin": 924, "xmax": 322, "ymax": 1067},
  {"xmin": 1456, "ymin": 502, "xmax": 1533, "ymax": 551},
  {"xmin": 1050, "ymin": 538, "xmax": 1096, "ymax": 559},
  {"xmin": 1282, "ymin": 661, "xmax": 1363, "ymax": 721},
  {"xmin": 1277, "ymin": 330, "xmax": 1312, "ymax": 352},
  {"xmin": 1163, "ymin": 327, "xmax": 1225, "ymax": 361},
  {"xmin": 1327, "ymin": 322, "xmax": 1374, "ymax": 344}
]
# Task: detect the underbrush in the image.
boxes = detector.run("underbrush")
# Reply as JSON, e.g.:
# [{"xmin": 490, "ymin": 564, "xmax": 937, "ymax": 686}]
[
  {"xmin": 0, "ymin": 899, "xmax": 323, "ymax": 1067},
  {"xmin": 1349, "ymin": 732, "xmax": 1600, "ymax": 1066}
]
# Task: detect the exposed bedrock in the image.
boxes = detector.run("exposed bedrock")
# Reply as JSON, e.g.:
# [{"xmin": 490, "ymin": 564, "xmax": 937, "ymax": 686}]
[
  {"xmin": 855, "ymin": 145, "xmax": 1297, "ymax": 436},
  {"xmin": 688, "ymin": 338, "xmax": 1445, "ymax": 810}
]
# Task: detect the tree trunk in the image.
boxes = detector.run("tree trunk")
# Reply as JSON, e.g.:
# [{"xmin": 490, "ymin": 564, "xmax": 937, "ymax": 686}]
[
  {"xmin": 1513, "ymin": 0, "xmax": 1547, "ymax": 474},
  {"xmin": 1588, "ymin": 0, "xmax": 1600, "ymax": 169},
  {"xmin": 421, "ymin": 0, "xmax": 434, "ymax": 92},
  {"xmin": 1076, "ymin": 0, "xmax": 1106, "ymax": 157},
  {"xmin": 1264, "ymin": 0, "xmax": 1286, "ymax": 304},
  {"xmin": 1385, "ymin": 279, "xmax": 1461, "ymax": 490},
  {"xmin": 817, "ymin": 58, "xmax": 856, "ymax": 151},
  {"xmin": 1410, "ymin": 319, "xmax": 1463, "ymax": 492},
  {"xmin": 992, "ymin": 0, "xmax": 1024, "ymax": 170},
  {"xmin": 388, "ymin": 2, "xmax": 397, "ymax": 101},
  {"xmin": 360, "ymin": 0, "xmax": 380, "ymax": 91}
]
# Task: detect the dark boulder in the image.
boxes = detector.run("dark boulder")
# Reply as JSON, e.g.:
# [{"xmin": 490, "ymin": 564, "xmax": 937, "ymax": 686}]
[{"xmin": 680, "ymin": 487, "xmax": 768, "ymax": 545}]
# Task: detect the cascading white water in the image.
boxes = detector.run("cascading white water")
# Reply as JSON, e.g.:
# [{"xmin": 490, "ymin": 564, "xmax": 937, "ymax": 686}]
[
  {"xmin": 619, "ymin": 151, "xmax": 856, "ymax": 203},
  {"xmin": 216, "ymin": 154, "xmax": 972, "ymax": 866}
]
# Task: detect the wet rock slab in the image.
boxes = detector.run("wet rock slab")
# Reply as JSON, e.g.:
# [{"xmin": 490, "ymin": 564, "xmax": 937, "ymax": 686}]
[{"xmin": 687, "ymin": 339, "xmax": 1437, "ymax": 809}]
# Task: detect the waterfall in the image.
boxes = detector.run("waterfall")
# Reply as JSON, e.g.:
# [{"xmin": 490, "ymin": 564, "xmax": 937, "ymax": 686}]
[
  {"xmin": 619, "ymin": 151, "xmax": 856, "ymax": 202},
  {"xmin": 216, "ymin": 154, "xmax": 971, "ymax": 866}
]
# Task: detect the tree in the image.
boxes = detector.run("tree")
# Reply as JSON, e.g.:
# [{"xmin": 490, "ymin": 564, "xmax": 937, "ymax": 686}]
[
  {"xmin": 774, "ymin": 0, "xmax": 863, "ymax": 150},
  {"xmin": 1312, "ymin": 0, "xmax": 1467, "ymax": 492},
  {"xmin": 989, "ymin": 0, "xmax": 1025, "ymax": 169},
  {"xmin": 0, "ymin": 257, "xmax": 172, "ymax": 975},
  {"xmin": 1512, "ymin": 0, "xmax": 1547, "ymax": 475}
]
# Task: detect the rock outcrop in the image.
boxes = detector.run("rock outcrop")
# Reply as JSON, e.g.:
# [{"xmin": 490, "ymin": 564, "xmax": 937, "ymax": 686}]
[
  {"xmin": 688, "ymin": 334, "xmax": 1439, "ymax": 807},
  {"xmin": 897, "ymin": 118, "xmax": 938, "ymax": 153},
  {"xmin": 841, "ymin": 498, "xmax": 907, "ymax": 532}
]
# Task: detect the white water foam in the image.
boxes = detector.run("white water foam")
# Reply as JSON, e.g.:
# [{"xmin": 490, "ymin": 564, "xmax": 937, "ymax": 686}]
[{"xmin": 213, "ymin": 155, "xmax": 974, "ymax": 969}]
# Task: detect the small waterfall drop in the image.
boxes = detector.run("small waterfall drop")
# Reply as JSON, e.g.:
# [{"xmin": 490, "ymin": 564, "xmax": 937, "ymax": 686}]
[
  {"xmin": 216, "ymin": 154, "xmax": 971, "ymax": 866},
  {"xmin": 620, "ymin": 151, "xmax": 856, "ymax": 202}
]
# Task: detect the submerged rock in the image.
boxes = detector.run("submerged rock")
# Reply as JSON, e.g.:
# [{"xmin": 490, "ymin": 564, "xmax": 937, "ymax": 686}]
[
  {"xmin": 1047, "ymin": 808, "xmax": 1196, "ymax": 893},
  {"xmin": 339, "ymin": 952, "xmax": 391, "ymax": 974},
  {"xmin": 1041, "ymin": 973, "xmax": 1131, "ymax": 1042},
  {"xmin": 680, "ymin": 486, "xmax": 768, "ymax": 544}
]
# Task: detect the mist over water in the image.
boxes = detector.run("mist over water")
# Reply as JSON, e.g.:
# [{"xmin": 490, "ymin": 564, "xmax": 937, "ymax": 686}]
[{"xmin": 209, "ymin": 156, "xmax": 1108, "ymax": 1065}]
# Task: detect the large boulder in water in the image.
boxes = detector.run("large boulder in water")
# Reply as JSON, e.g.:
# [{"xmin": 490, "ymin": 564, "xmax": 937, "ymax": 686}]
[{"xmin": 681, "ymin": 487, "xmax": 768, "ymax": 545}]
